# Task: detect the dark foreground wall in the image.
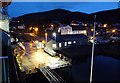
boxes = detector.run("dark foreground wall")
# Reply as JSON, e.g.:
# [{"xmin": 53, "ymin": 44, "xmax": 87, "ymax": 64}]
[{"xmin": 1, "ymin": 30, "xmax": 19, "ymax": 83}]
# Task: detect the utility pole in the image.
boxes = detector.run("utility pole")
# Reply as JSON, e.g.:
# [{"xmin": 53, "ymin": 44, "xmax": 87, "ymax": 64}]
[{"xmin": 90, "ymin": 15, "xmax": 96, "ymax": 83}]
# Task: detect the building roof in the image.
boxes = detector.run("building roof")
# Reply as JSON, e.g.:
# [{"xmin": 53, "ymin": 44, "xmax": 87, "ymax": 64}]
[
  {"xmin": 71, "ymin": 26, "xmax": 87, "ymax": 30},
  {"xmin": 52, "ymin": 34, "xmax": 88, "ymax": 42}
]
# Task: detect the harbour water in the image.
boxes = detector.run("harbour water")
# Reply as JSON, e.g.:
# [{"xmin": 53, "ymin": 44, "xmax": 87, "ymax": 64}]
[{"xmin": 55, "ymin": 55, "xmax": 120, "ymax": 83}]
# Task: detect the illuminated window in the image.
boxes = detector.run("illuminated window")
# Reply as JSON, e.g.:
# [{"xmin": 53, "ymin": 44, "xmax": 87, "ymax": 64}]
[
  {"xmin": 65, "ymin": 42, "xmax": 67, "ymax": 46},
  {"xmin": 84, "ymin": 31, "xmax": 87, "ymax": 34},
  {"xmin": 52, "ymin": 44, "xmax": 57, "ymax": 48},
  {"xmin": 16, "ymin": 38, "xmax": 19, "ymax": 42},
  {"xmin": 42, "ymin": 43, "xmax": 44, "ymax": 48},
  {"xmin": 84, "ymin": 24, "xmax": 87, "ymax": 26},
  {"xmin": 11, "ymin": 38, "xmax": 15, "ymax": 42},
  {"xmin": 68, "ymin": 41, "xmax": 72, "ymax": 44},
  {"xmin": 0, "ymin": 21, "xmax": 3, "ymax": 27},
  {"xmin": 73, "ymin": 41, "xmax": 76, "ymax": 44},
  {"xmin": 59, "ymin": 43, "xmax": 62, "ymax": 48},
  {"xmin": 77, "ymin": 31, "xmax": 79, "ymax": 34},
  {"xmin": 58, "ymin": 28, "xmax": 61, "ymax": 32}
]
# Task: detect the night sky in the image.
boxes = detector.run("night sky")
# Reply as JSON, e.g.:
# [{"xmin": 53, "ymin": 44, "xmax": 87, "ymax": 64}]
[{"xmin": 8, "ymin": 2, "xmax": 118, "ymax": 18}]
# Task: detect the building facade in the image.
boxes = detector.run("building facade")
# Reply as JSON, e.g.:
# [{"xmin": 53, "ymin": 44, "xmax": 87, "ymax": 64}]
[{"xmin": 60, "ymin": 25, "xmax": 87, "ymax": 35}]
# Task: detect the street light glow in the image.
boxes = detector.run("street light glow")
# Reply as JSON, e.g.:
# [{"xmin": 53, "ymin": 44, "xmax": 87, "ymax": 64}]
[
  {"xmin": 51, "ymin": 24, "xmax": 54, "ymax": 27},
  {"xmin": 45, "ymin": 33, "xmax": 48, "ymax": 36},
  {"xmin": 29, "ymin": 27, "xmax": 32, "ymax": 30},
  {"xmin": 52, "ymin": 32, "xmax": 56, "ymax": 37},
  {"xmin": 45, "ymin": 33, "xmax": 48, "ymax": 43},
  {"xmin": 91, "ymin": 28, "xmax": 94, "ymax": 31},
  {"xmin": 35, "ymin": 40, "xmax": 39, "ymax": 43},
  {"xmin": 35, "ymin": 27, "xmax": 38, "ymax": 32},
  {"xmin": 112, "ymin": 29, "xmax": 116, "ymax": 33},
  {"xmin": 103, "ymin": 24, "xmax": 107, "ymax": 28}
]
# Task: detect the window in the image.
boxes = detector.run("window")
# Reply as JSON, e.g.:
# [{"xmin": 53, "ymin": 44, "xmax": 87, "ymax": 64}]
[
  {"xmin": 65, "ymin": 42, "xmax": 67, "ymax": 46},
  {"xmin": 59, "ymin": 43, "xmax": 62, "ymax": 48},
  {"xmin": 68, "ymin": 41, "xmax": 72, "ymax": 44},
  {"xmin": 73, "ymin": 41, "xmax": 76, "ymax": 44},
  {"xmin": 52, "ymin": 44, "xmax": 57, "ymax": 48}
]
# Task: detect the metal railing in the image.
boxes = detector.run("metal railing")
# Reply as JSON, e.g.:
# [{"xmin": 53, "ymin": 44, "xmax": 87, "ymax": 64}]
[
  {"xmin": 40, "ymin": 66, "xmax": 66, "ymax": 83},
  {"xmin": 0, "ymin": 57, "xmax": 10, "ymax": 83}
]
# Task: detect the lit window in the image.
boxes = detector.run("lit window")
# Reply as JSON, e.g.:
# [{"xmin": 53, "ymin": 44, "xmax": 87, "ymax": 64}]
[
  {"xmin": 65, "ymin": 42, "xmax": 67, "ymax": 46},
  {"xmin": 82, "ymin": 30, "xmax": 87, "ymax": 35},
  {"xmin": 58, "ymin": 28, "xmax": 61, "ymax": 32},
  {"xmin": 84, "ymin": 24, "xmax": 87, "ymax": 26},
  {"xmin": 74, "ymin": 31, "xmax": 77, "ymax": 34},
  {"xmin": 73, "ymin": 41, "xmax": 76, "ymax": 44},
  {"xmin": 77, "ymin": 31, "xmax": 79, "ymax": 34},
  {"xmin": 0, "ymin": 21, "xmax": 3, "ymax": 27},
  {"xmin": 16, "ymin": 38, "xmax": 19, "ymax": 42},
  {"xmin": 11, "ymin": 38, "xmax": 15, "ymax": 42},
  {"xmin": 68, "ymin": 41, "xmax": 72, "ymax": 44},
  {"xmin": 52, "ymin": 44, "xmax": 57, "ymax": 48},
  {"xmin": 59, "ymin": 43, "xmax": 62, "ymax": 48}
]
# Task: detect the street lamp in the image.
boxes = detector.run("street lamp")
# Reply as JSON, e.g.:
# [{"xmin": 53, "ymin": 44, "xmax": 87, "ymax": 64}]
[
  {"xmin": 52, "ymin": 32, "xmax": 56, "ymax": 41},
  {"xmin": 103, "ymin": 24, "xmax": 107, "ymax": 28},
  {"xmin": 29, "ymin": 27, "xmax": 32, "ymax": 30},
  {"xmin": 51, "ymin": 24, "xmax": 54, "ymax": 28},
  {"xmin": 34, "ymin": 27, "xmax": 38, "ymax": 34},
  {"xmin": 112, "ymin": 29, "xmax": 116, "ymax": 33},
  {"xmin": 45, "ymin": 32, "xmax": 48, "ymax": 43},
  {"xmin": 35, "ymin": 27, "xmax": 38, "ymax": 32}
]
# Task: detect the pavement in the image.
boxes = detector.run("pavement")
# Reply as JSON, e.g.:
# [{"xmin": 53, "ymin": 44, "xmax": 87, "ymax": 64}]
[{"xmin": 14, "ymin": 42, "xmax": 71, "ymax": 74}]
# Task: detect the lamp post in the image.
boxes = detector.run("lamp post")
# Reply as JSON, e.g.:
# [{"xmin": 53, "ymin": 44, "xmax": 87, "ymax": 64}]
[
  {"xmin": 52, "ymin": 32, "xmax": 56, "ymax": 42},
  {"xmin": 45, "ymin": 32, "xmax": 48, "ymax": 43}
]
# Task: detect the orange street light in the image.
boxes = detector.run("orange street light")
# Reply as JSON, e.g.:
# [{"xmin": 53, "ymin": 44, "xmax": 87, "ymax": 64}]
[
  {"xmin": 91, "ymin": 28, "xmax": 94, "ymax": 31},
  {"xmin": 103, "ymin": 24, "xmax": 107, "ymax": 28},
  {"xmin": 112, "ymin": 29, "xmax": 116, "ymax": 33},
  {"xmin": 45, "ymin": 33, "xmax": 48, "ymax": 36},
  {"xmin": 29, "ymin": 27, "xmax": 32, "ymax": 30},
  {"xmin": 35, "ymin": 28, "xmax": 38, "ymax": 32}
]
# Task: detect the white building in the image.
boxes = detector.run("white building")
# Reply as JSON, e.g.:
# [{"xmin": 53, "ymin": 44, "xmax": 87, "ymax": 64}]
[
  {"xmin": 60, "ymin": 25, "xmax": 72, "ymax": 35},
  {"xmin": 44, "ymin": 34, "xmax": 89, "ymax": 56},
  {"xmin": 60, "ymin": 25, "xmax": 87, "ymax": 35},
  {"xmin": 17, "ymin": 24, "xmax": 25, "ymax": 29}
]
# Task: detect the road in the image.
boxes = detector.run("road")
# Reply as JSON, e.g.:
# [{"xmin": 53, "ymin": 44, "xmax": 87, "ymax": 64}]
[{"xmin": 15, "ymin": 42, "xmax": 71, "ymax": 74}]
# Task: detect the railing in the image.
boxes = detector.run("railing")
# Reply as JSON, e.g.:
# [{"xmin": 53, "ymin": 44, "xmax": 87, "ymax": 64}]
[
  {"xmin": 0, "ymin": 56, "xmax": 10, "ymax": 83},
  {"xmin": 40, "ymin": 66, "xmax": 66, "ymax": 83}
]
